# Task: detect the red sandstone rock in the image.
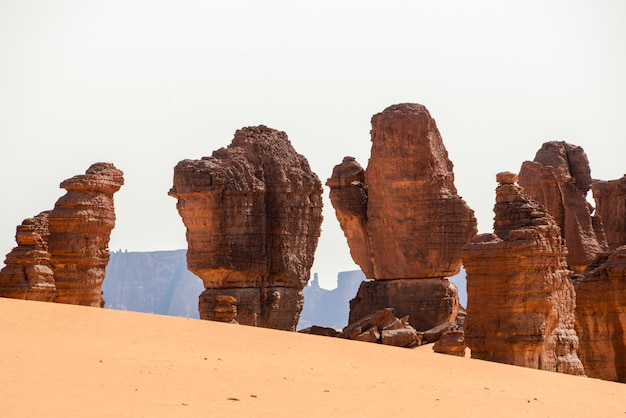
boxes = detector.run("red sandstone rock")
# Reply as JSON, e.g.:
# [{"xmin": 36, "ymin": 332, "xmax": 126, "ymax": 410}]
[
  {"xmin": 518, "ymin": 141, "xmax": 607, "ymax": 273},
  {"xmin": 327, "ymin": 104, "xmax": 476, "ymax": 331},
  {"xmin": 339, "ymin": 308, "xmax": 421, "ymax": 347},
  {"xmin": 592, "ymin": 174, "xmax": 626, "ymax": 250},
  {"xmin": 298, "ymin": 326, "xmax": 340, "ymax": 337},
  {"xmin": 169, "ymin": 126, "xmax": 323, "ymax": 331},
  {"xmin": 48, "ymin": 163, "xmax": 124, "ymax": 306},
  {"xmin": 0, "ymin": 163, "xmax": 123, "ymax": 306},
  {"xmin": 325, "ymin": 157, "xmax": 371, "ymax": 277},
  {"xmin": 381, "ymin": 327, "xmax": 419, "ymax": 348},
  {"xmin": 328, "ymin": 104, "xmax": 477, "ymax": 280},
  {"xmin": 433, "ymin": 330, "xmax": 466, "ymax": 356},
  {"xmin": 421, "ymin": 321, "xmax": 459, "ymax": 344},
  {"xmin": 573, "ymin": 246, "xmax": 626, "ymax": 382},
  {"xmin": 0, "ymin": 212, "xmax": 56, "ymax": 301},
  {"xmin": 463, "ymin": 172, "xmax": 585, "ymax": 376},
  {"xmin": 348, "ymin": 278, "xmax": 459, "ymax": 332}
]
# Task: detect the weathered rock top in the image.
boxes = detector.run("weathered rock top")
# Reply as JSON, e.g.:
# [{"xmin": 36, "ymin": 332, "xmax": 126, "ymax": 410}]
[
  {"xmin": 496, "ymin": 171, "xmax": 518, "ymax": 185},
  {"xmin": 60, "ymin": 162, "xmax": 124, "ymax": 194},
  {"xmin": 532, "ymin": 141, "xmax": 592, "ymax": 192}
]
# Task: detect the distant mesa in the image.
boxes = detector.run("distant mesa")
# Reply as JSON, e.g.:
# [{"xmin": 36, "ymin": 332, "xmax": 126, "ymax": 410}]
[
  {"xmin": 327, "ymin": 103, "xmax": 477, "ymax": 332},
  {"xmin": 0, "ymin": 163, "xmax": 124, "ymax": 306},
  {"xmin": 169, "ymin": 125, "xmax": 323, "ymax": 331},
  {"xmin": 103, "ymin": 249, "xmax": 203, "ymax": 318},
  {"xmin": 298, "ymin": 270, "xmax": 365, "ymax": 331}
]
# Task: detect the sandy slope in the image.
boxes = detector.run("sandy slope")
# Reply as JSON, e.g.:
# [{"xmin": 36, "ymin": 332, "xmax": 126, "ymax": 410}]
[{"xmin": 0, "ymin": 298, "xmax": 624, "ymax": 417}]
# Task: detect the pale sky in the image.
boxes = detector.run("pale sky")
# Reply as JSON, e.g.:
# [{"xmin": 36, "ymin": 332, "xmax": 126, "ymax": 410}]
[{"xmin": 1, "ymin": 0, "xmax": 625, "ymax": 289}]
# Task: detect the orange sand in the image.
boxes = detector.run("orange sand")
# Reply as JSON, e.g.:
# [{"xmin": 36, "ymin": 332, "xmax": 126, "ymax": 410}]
[{"xmin": 1, "ymin": 297, "xmax": 624, "ymax": 417}]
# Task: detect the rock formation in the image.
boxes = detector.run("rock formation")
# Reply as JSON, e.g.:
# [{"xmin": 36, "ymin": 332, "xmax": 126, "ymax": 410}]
[
  {"xmin": 0, "ymin": 212, "xmax": 56, "ymax": 301},
  {"xmin": 213, "ymin": 295, "xmax": 238, "ymax": 324},
  {"xmin": 518, "ymin": 141, "xmax": 607, "ymax": 273},
  {"xmin": 463, "ymin": 172, "xmax": 585, "ymax": 376},
  {"xmin": 48, "ymin": 163, "xmax": 124, "ymax": 306},
  {"xmin": 169, "ymin": 125, "xmax": 323, "ymax": 331},
  {"xmin": 348, "ymin": 278, "xmax": 460, "ymax": 332},
  {"xmin": 327, "ymin": 103, "xmax": 477, "ymax": 331},
  {"xmin": 0, "ymin": 163, "xmax": 123, "ymax": 306},
  {"xmin": 573, "ymin": 246, "xmax": 626, "ymax": 382},
  {"xmin": 339, "ymin": 308, "xmax": 421, "ymax": 348},
  {"xmin": 592, "ymin": 174, "xmax": 626, "ymax": 251}
]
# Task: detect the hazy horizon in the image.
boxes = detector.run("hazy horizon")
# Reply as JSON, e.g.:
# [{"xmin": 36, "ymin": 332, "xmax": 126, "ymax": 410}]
[{"xmin": 2, "ymin": 1, "xmax": 625, "ymax": 289}]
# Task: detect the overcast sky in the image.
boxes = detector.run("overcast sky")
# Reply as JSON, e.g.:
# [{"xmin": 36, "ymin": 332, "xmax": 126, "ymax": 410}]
[{"xmin": 1, "ymin": 0, "xmax": 625, "ymax": 289}]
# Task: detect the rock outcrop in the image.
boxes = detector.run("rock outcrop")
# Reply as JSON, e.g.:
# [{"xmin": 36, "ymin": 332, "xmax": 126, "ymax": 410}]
[
  {"xmin": 592, "ymin": 174, "xmax": 626, "ymax": 251},
  {"xmin": 0, "ymin": 163, "xmax": 123, "ymax": 306},
  {"xmin": 0, "ymin": 212, "xmax": 56, "ymax": 301},
  {"xmin": 48, "ymin": 163, "xmax": 124, "ymax": 306},
  {"xmin": 518, "ymin": 141, "xmax": 607, "ymax": 273},
  {"xmin": 169, "ymin": 125, "xmax": 323, "ymax": 331},
  {"xmin": 573, "ymin": 246, "xmax": 626, "ymax": 382},
  {"xmin": 463, "ymin": 172, "xmax": 585, "ymax": 375},
  {"xmin": 327, "ymin": 103, "xmax": 477, "ymax": 331}
]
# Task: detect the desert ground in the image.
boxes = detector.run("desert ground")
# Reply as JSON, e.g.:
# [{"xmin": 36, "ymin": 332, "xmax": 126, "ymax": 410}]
[{"xmin": 1, "ymin": 297, "xmax": 624, "ymax": 417}]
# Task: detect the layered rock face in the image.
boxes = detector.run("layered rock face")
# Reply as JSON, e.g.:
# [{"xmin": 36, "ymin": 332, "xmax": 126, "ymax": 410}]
[
  {"xmin": 0, "ymin": 212, "xmax": 55, "ymax": 301},
  {"xmin": 48, "ymin": 163, "xmax": 124, "ymax": 306},
  {"xmin": 0, "ymin": 163, "xmax": 123, "ymax": 306},
  {"xmin": 573, "ymin": 246, "xmax": 626, "ymax": 382},
  {"xmin": 327, "ymin": 103, "xmax": 476, "ymax": 331},
  {"xmin": 463, "ymin": 172, "xmax": 585, "ymax": 375},
  {"xmin": 592, "ymin": 174, "xmax": 626, "ymax": 251},
  {"xmin": 169, "ymin": 125, "xmax": 323, "ymax": 331},
  {"xmin": 518, "ymin": 141, "xmax": 607, "ymax": 273}
]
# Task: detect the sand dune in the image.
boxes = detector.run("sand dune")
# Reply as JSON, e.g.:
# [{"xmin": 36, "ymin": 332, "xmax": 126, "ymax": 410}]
[{"xmin": 1, "ymin": 298, "xmax": 624, "ymax": 417}]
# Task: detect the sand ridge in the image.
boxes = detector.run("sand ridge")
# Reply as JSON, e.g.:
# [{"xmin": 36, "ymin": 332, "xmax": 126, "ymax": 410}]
[{"xmin": 1, "ymin": 297, "xmax": 624, "ymax": 417}]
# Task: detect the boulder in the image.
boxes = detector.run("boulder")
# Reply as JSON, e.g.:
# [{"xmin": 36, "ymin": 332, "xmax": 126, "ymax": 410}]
[
  {"xmin": 381, "ymin": 327, "xmax": 420, "ymax": 348},
  {"xmin": 338, "ymin": 308, "xmax": 421, "ymax": 348},
  {"xmin": 463, "ymin": 172, "xmax": 585, "ymax": 376},
  {"xmin": 433, "ymin": 330, "xmax": 466, "ymax": 356},
  {"xmin": 298, "ymin": 326, "xmax": 340, "ymax": 337},
  {"xmin": 169, "ymin": 126, "xmax": 323, "ymax": 331},
  {"xmin": 421, "ymin": 321, "xmax": 458, "ymax": 344}
]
